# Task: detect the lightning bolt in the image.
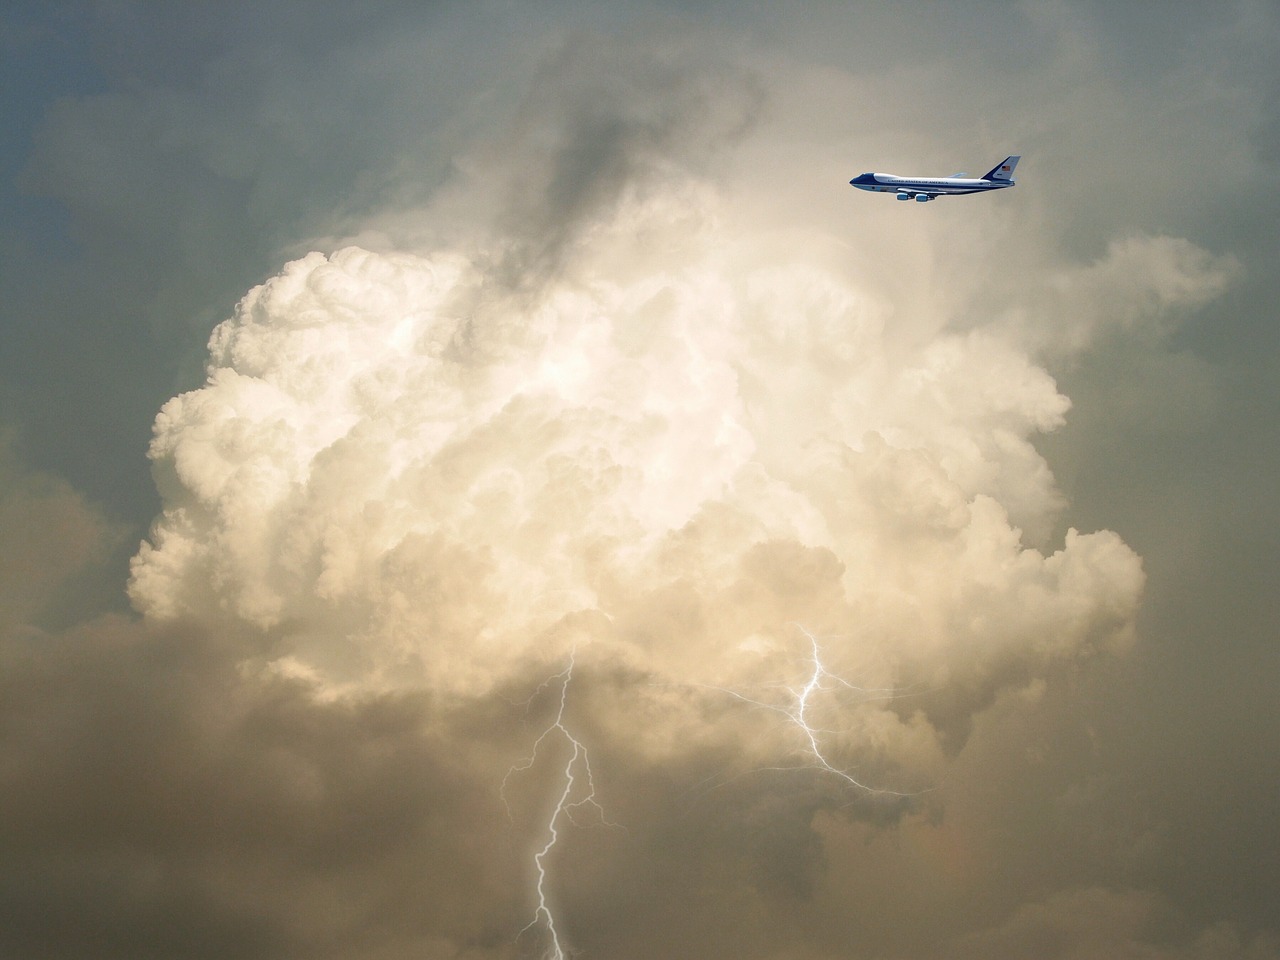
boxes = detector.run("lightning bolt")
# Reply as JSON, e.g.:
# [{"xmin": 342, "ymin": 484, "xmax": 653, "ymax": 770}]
[
  {"xmin": 715, "ymin": 626, "xmax": 916, "ymax": 798},
  {"xmin": 503, "ymin": 651, "xmax": 617, "ymax": 959}
]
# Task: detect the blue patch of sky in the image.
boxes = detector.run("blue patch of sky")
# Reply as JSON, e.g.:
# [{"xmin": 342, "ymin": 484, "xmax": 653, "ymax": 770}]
[{"xmin": 0, "ymin": 4, "xmax": 105, "ymax": 258}]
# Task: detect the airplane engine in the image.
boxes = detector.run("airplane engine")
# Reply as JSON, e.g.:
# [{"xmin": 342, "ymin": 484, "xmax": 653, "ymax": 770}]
[
  {"xmin": 915, "ymin": 193, "xmax": 931, "ymax": 202},
  {"xmin": 896, "ymin": 192, "xmax": 910, "ymax": 201}
]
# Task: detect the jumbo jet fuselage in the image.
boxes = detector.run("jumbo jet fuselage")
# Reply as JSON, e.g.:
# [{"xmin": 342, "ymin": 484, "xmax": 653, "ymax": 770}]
[{"xmin": 850, "ymin": 155, "xmax": 1020, "ymax": 202}]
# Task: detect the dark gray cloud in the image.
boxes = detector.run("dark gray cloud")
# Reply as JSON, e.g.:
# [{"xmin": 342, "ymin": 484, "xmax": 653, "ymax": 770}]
[
  {"xmin": 2, "ymin": 2, "xmax": 1278, "ymax": 958},
  {"xmin": 0, "ymin": 615, "xmax": 512, "ymax": 960}
]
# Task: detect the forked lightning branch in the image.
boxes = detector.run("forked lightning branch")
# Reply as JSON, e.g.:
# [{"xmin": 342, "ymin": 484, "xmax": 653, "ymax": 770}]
[{"xmin": 503, "ymin": 652, "xmax": 618, "ymax": 960}]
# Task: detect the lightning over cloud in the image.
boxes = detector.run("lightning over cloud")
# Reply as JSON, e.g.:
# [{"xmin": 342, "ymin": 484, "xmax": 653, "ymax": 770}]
[
  {"xmin": 711, "ymin": 625, "xmax": 918, "ymax": 797},
  {"xmin": 504, "ymin": 652, "xmax": 617, "ymax": 959}
]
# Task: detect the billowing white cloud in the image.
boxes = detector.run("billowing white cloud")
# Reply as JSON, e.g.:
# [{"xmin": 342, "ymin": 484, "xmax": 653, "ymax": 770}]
[{"xmin": 130, "ymin": 171, "xmax": 1143, "ymax": 776}]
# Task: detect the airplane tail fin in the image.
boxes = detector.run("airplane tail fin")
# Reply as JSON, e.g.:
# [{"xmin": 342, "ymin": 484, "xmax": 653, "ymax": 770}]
[{"xmin": 981, "ymin": 155, "xmax": 1020, "ymax": 181}]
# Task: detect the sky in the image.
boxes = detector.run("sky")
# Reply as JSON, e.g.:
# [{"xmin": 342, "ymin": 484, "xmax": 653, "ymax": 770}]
[{"xmin": 1, "ymin": 2, "xmax": 1278, "ymax": 958}]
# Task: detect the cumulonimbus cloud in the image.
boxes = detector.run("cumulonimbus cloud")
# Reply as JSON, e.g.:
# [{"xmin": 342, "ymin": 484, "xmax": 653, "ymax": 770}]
[{"xmin": 129, "ymin": 163, "xmax": 1151, "ymax": 776}]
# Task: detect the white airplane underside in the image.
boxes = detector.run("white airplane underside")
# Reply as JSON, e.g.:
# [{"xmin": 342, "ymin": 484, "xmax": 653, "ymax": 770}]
[{"xmin": 849, "ymin": 155, "xmax": 1020, "ymax": 202}]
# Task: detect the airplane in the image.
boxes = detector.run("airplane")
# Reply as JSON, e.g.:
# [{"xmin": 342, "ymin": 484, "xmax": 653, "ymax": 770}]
[{"xmin": 849, "ymin": 155, "xmax": 1020, "ymax": 202}]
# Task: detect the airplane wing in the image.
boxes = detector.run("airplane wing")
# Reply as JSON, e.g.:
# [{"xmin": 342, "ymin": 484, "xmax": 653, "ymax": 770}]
[{"xmin": 948, "ymin": 172, "xmax": 967, "ymax": 178}]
